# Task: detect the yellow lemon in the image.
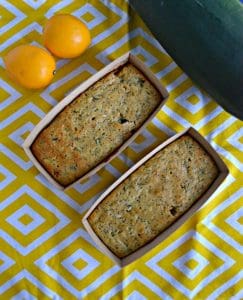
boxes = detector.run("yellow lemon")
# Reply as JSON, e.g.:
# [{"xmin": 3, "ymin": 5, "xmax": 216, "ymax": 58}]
[
  {"xmin": 43, "ymin": 14, "xmax": 91, "ymax": 58},
  {"xmin": 4, "ymin": 44, "xmax": 56, "ymax": 89}
]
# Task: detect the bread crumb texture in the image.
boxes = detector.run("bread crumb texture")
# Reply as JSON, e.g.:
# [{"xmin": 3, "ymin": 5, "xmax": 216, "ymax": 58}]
[
  {"xmin": 88, "ymin": 135, "xmax": 218, "ymax": 258},
  {"xmin": 31, "ymin": 64, "xmax": 162, "ymax": 186}
]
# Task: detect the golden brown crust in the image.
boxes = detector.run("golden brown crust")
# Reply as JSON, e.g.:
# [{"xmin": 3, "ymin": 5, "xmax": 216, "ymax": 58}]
[
  {"xmin": 88, "ymin": 135, "xmax": 218, "ymax": 258},
  {"xmin": 31, "ymin": 64, "xmax": 162, "ymax": 186}
]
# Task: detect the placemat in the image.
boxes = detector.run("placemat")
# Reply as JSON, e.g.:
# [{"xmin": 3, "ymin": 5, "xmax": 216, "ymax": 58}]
[{"xmin": 0, "ymin": 0, "xmax": 242, "ymax": 299}]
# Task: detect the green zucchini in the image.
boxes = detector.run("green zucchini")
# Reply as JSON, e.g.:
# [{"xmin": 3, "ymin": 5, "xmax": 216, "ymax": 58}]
[{"xmin": 130, "ymin": 0, "xmax": 243, "ymax": 120}]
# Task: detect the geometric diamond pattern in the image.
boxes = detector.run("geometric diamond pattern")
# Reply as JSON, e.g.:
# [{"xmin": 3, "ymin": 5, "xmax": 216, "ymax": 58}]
[
  {"xmin": 11, "ymin": 289, "xmax": 37, "ymax": 300},
  {"xmin": 175, "ymin": 86, "xmax": 210, "ymax": 114},
  {"xmin": 0, "ymin": 251, "xmax": 15, "ymax": 274},
  {"xmin": 0, "ymin": 270, "xmax": 61, "ymax": 299},
  {"xmin": 126, "ymin": 290, "xmax": 147, "ymax": 300},
  {"xmin": 9, "ymin": 122, "xmax": 34, "ymax": 146},
  {"xmin": 6, "ymin": 204, "xmax": 45, "ymax": 236},
  {"xmin": 225, "ymin": 208, "xmax": 243, "ymax": 233},
  {"xmin": 0, "ymin": 78, "xmax": 21, "ymax": 110},
  {"xmin": 0, "ymin": 185, "xmax": 70, "ymax": 255},
  {"xmin": 146, "ymin": 230, "xmax": 235, "ymax": 298},
  {"xmin": 0, "ymin": 0, "xmax": 242, "ymax": 299},
  {"xmin": 35, "ymin": 229, "xmax": 113, "ymax": 299},
  {"xmin": 22, "ymin": 0, "xmax": 45, "ymax": 9},
  {"xmin": 173, "ymin": 249, "xmax": 209, "ymax": 280},
  {"xmin": 100, "ymin": 270, "xmax": 172, "ymax": 300},
  {"xmin": 73, "ymin": 3, "xmax": 106, "ymax": 29},
  {"xmin": 61, "ymin": 249, "xmax": 100, "ymax": 280},
  {"xmin": 0, "ymin": 1, "xmax": 25, "ymax": 35},
  {"xmin": 131, "ymin": 45, "xmax": 158, "ymax": 67},
  {"xmin": 203, "ymin": 188, "xmax": 243, "ymax": 254},
  {"xmin": 227, "ymin": 130, "xmax": 243, "ymax": 149},
  {"xmin": 0, "ymin": 164, "xmax": 16, "ymax": 189},
  {"xmin": 129, "ymin": 128, "xmax": 156, "ymax": 153},
  {"xmin": 206, "ymin": 270, "xmax": 243, "ymax": 300}
]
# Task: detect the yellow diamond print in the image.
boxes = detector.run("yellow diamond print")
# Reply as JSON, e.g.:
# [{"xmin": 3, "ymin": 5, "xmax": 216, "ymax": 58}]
[
  {"xmin": 0, "ymin": 6, "xmax": 15, "ymax": 28},
  {"xmin": 72, "ymin": 258, "xmax": 88, "ymax": 271},
  {"xmin": 10, "ymin": 290, "xmax": 36, "ymax": 300},
  {"xmin": 134, "ymin": 134, "xmax": 146, "ymax": 144},
  {"xmin": 3, "ymin": 200, "xmax": 52, "ymax": 240},
  {"xmin": 173, "ymin": 250, "xmax": 209, "ymax": 280},
  {"xmin": 238, "ymin": 216, "xmax": 243, "ymax": 225},
  {"xmin": 0, "ymin": 165, "xmax": 16, "ymax": 189},
  {"xmin": 61, "ymin": 249, "xmax": 99, "ymax": 280},
  {"xmin": 0, "ymin": 270, "xmax": 59, "ymax": 299},
  {"xmin": 47, "ymin": 66, "xmax": 96, "ymax": 103},
  {"xmin": 0, "ymin": 87, "xmax": 10, "ymax": 103},
  {"xmin": 0, "ymin": 250, "xmax": 15, "ymax": 274},
  {"xmin": 187, "ymin": 95, "xmax": 200, "ymax": 105},
  {"xmin": 0, "ymin": 186, "xmax": 69, "ymax": 255},
  {"xmin": 20, "ymin": 131, "xmax": 30, "ymax": 141},
  {"xmin": 73, "ymin": 3, "xmax": 106, "ymax": 30},
  {"xmin": 155, "ymin": 239, "xmax": 223, "ymax": 286},
  {"xmin": 137, "ymin": 53, "xmax": 146, "ymax": 63},
  {"xmin": 147, "ymin": 231, "xmax": 234, "ymax": 298},
  {"xmin": 100, "ymin": 271, "xmax": 171, "ymax": 299},
  {"xmin": 225, "ymin": 208, "xmax": 243, "ymax": 234},
  {"xmin": 239, "ymin": 136, "xmax": 243, "ymax": 144},
  {"xmin": 0, "ymin": 0, "xmax": 242, "ymax": 299},
  {"xmin": 0, "ymin": 2, "xmax": 25, "ymax": 35},
  {"xmin": 35, "ymin": 229, "xmax": 116, "ymax": 298},
  {"xmin": 0, "ymin": 172, "xmax": 5, "ymax": 182},
  {"xmin": 184, "ymin": 258, "xmax": 199, "ymax": 270},
  {"xmin": 203, "ymin": 192, "xmax": 242, "ymax": 251},
  {"xmin": 18, "ymin": 213, "xmax": 34, "ymax": 226},
  {"xmin": 5, "ymin": 204, "xmax": 44, "ymax": 236},
  {"xmin": 82, "ymin": 11, "xmax": 95, "ymax": 22}
]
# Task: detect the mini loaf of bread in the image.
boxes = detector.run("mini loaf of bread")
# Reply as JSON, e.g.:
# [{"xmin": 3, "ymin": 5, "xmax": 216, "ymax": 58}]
[
  {"xmin": 31, "ymin": 64, "xmax": 162, "ymax": 186},
  {"xmin": 88, "ymin": 135, "xmax": 218, "ymax": 258}
]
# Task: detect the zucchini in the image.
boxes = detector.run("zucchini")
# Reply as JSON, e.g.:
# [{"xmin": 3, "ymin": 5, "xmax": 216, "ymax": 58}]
[{"xmin": 130, "ymin": 0, "xmax": 243, "ymax": 120}]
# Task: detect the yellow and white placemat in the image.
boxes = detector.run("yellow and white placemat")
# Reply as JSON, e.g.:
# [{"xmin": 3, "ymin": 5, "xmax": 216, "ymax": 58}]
[{"xmin": 0, "ymin": 1, "xmax": 242, "ymax": 299}]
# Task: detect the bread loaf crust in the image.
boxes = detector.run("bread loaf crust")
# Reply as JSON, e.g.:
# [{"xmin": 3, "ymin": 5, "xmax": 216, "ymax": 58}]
[
  {"xmin": 88, "ymin": 135, "xmax": 218, "ymax": 258},
  {"xmin": 31, "ymin": 64, "xmax": 162, "ymax": 186}
]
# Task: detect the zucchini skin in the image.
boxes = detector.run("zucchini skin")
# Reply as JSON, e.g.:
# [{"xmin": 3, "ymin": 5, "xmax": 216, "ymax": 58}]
[{"xmin": 130, "ymin": 0, "xmax": 243, "ymax": 120}]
